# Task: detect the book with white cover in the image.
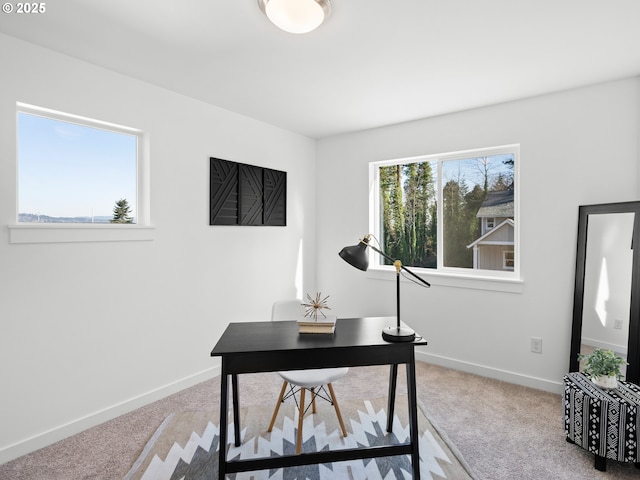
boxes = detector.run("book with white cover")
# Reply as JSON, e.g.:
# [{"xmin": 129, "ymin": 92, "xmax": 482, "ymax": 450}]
[
  {"xmin": 298, "ymin": 325, "xmax": 336, "ymax": 334},
  {"xmin": 296, "ymin": 315, "xmax": 337, "ymax": 327}
]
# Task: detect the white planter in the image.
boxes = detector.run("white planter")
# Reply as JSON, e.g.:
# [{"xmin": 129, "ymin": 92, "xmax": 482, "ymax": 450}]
[{"xmin": 592, "ymin": 374, "xmax": 618, "ymax": 389}]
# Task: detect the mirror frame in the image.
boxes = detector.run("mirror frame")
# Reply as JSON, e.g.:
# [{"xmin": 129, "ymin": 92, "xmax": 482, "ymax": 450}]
[{"xmin": 570, "ymin": 201, "xmax": 640, "ymax": 384}]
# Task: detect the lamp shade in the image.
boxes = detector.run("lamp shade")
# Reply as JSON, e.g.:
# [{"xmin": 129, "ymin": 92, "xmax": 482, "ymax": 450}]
[{"xmin": 338, "ymin": 239, "xmax": 369, "ymax": 271}]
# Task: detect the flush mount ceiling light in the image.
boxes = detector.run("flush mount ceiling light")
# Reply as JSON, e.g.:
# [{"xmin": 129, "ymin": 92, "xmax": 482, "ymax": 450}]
[{"xmin": 258, "ymin": 0, "xmax": 332, "ymax": 34}]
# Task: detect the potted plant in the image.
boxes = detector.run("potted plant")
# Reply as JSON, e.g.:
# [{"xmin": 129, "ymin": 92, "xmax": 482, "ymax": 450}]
[{"xmin": 578, "ymin": 348, "xmax": 627, "ymax": 389}]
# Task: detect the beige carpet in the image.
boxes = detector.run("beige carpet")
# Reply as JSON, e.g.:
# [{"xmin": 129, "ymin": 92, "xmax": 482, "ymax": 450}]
[
  {"xmin": 6, "ymin": 363, "xmax": 640, "ymax": 479},
  {"xmin": 125, "ymin": 396, "xmax": 475, "ymax": 480}
]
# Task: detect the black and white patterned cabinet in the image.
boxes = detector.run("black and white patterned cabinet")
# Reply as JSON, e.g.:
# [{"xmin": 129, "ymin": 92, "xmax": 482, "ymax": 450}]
[{"xmin": 564, "ymin": 372, "xmax": 640, "ymax": 471}]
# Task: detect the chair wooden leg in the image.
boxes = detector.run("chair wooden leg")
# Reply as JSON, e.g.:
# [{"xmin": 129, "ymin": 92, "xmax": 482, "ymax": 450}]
[
  {"xmin": 268, "ymin": 380, "xmax": 288, "ymax": 432},
  {"xmin": 311, "ymin": 387, "xmax": 317, "ymax": 414},
  {"xmin": 327, "ymin": 383, "xmax": 348, "ymax": 437},
  {"xmin": 296, "ymin": 388, "xmax": 306, "ymax": 454}
]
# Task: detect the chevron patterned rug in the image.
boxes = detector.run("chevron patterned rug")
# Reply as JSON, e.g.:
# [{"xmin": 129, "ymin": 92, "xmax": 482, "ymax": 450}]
[{"xmin": 125, "ymin": 396, "xmax": 475, "ymax": 480}]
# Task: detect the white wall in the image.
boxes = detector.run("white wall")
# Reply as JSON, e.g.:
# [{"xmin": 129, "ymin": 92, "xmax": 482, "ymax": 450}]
[
  {"xmin": 316, "ymin": 77, "xmax": 640, "ymax": 393},
  {"xmin": 0, "ymin": 34, "xmax": 316, "ymax": 462}
]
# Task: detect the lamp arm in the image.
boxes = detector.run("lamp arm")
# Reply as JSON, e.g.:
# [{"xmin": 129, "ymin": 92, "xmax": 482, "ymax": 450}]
[
  {"xmin": 367, "ymin": 243, "xmax": 431, "ymax": 288},
  {"xmin": 399, "ymin": 263, "xmax": 431, "ymax": 288}
]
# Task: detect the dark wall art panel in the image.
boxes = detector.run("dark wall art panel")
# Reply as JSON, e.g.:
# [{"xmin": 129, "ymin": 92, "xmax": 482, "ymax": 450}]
[
  {"xmin": 263, "ymin": 168, "xmax": 287, "ymax": 226},
  {"xmin": 239, "ymin": 164, "xmax": 263, "ymax": 226},
  {"xmin": 210, "ymin": 158, "xmax": 287, "ymax": 226},
  {"xmin": 209, "ymin": 158, "xmax": 239, "ymax": 225}
]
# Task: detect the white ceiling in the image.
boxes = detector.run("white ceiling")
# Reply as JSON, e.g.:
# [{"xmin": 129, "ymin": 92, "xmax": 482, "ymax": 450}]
[{"xmin": 2, "ymin": 0, "xmax": 640, "ymax": 138}]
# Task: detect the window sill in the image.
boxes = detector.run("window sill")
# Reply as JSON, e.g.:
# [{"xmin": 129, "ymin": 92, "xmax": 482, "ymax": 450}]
[
  {"xmin": 367, "ymin": 267, "xmax": 524, "ymax": 293},
  {"xmin": 8, "ymin": 224, "xmax": 155, "ymax": 244}
]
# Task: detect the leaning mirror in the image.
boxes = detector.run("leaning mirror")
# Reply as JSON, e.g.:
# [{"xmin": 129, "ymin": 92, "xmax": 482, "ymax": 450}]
[{"xmin": 569, "ymin": 201, "xmax": 640, "ymax": 384}]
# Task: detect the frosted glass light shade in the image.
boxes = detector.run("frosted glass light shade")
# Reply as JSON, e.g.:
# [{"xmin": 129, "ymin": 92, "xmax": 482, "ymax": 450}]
[{"xmin": 258, "ymin": 0, "xmax": 331, "ymax": 34}]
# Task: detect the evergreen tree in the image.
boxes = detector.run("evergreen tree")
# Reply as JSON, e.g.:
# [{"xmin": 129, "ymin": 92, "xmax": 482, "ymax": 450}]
[
  {"xmin": 110, "ymin": 198, "xmax": 133, "ymax": 224},
  {"xmin": 380, "ymin": 162, "xmax": 437, "ymax": 268},
  {"xmin": 491, "ymin": 172, "xmax": 513, "ymax": 191},
  {"xmin": 500, "ymin": 156, "xmax": 515, "ymax": 189},
  {"xmin": 464, "ymin": 184, "xmax": 486, "ymax": 247},
  {"xmin": 380, "ymin": 165, "xmax": 405, "ymax": 263},
  {"xmin": 403, "ymin": 162, "xmax": 435, "ymax": 267},
  {"xmin": 442, "ymin": 179, "xmax": 474, "ymax": 267},
  {"xmin": 403, "ymin": 163, "xmax": 419, "ymax": 264}
]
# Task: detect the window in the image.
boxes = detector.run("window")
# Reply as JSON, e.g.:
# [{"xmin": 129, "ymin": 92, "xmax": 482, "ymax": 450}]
[
  {"xmin": 17, "ymin": 105, "xmax": 140, "ymax": 224},
  {"xmin": 371, "ymin": 145, "xmax": 519, "ymax": 282},
  {"xmin": 10, "ymin": 103, "xmax": 152, "ymax": 244},
  {"xmin": 503, "ymin": 251, "xmax": 515, "ymax": 270}
]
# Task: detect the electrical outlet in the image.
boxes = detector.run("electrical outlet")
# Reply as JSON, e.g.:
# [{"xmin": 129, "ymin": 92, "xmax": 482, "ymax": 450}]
[
  {"xmin": 614, "ymin": 319, "xmax": 624, "ymax": 330},
  {"xmin": 530, "ymin": 337, "xmax": 542, "ymax": 354}
]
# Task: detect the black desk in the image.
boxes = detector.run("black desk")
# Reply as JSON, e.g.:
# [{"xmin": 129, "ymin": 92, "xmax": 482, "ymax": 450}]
[{"xmin": 210, "ymin": 316, "xmax": 427, "ymax": 479}]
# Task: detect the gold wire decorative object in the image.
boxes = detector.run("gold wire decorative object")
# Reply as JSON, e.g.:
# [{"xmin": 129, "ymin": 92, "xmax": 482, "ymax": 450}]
[{"xmin": 302, "ymin": 292, "xmax": 331, "ymax": 321}]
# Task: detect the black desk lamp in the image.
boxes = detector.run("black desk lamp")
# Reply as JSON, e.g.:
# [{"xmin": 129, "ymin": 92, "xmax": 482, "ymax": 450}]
[{"xmin": 339, "ymin": 234, "xmax": 430, "ymax": 342}]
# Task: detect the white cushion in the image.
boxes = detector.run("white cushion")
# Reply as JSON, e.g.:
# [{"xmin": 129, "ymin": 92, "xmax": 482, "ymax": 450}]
[{"xmin": 278, "ymin": 367, "xmax": 349, "ymax": 388}]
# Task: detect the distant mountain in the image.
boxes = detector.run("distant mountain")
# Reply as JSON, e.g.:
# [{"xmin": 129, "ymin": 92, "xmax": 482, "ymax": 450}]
[{"xmin": 18, "ymin": 213, "xmax": 113, "ymax": 223}]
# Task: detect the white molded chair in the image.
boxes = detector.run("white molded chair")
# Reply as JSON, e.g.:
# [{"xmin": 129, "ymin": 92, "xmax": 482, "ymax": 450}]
[{"xmin": 267, "ymin": 299, "xmax": 349, "ymax": 454}]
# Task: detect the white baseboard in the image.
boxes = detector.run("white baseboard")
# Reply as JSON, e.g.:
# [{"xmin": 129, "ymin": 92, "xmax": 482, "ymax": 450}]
[
  {"xmin": 415, "ymin": 351, "xmax": 563, "ymax": 395},
  {"xmin": 0, "ymin": 365, "xmax": 222, "ymax": 465},
  {"xmin": 581, "ymin": 337, "xmax": 628, "ymax": 356},
  {"xmin": 2, "ymin": 354, "xmax": 563, "ymax": 465}
]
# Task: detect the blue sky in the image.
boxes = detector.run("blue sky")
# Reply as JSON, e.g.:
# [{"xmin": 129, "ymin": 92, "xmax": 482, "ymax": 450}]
[
  {"xmin": 441, "ymin": 154, "xmax": 514, "ymax": 190},
  {"xmin": 18, "ymin": 112, "xmax": 137, "ymax": 219}
]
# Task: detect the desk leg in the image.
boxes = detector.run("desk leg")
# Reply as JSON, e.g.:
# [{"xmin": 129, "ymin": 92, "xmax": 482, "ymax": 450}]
[
  {"xmin": 232, "ymin": 374, "xmax": 241, "ymax": 447},
  {"xmin": 387, "ymin": 364, "xmax": 398, "ymax": 432},
  {"xmin": 218, "ymin": 371, "xmax": 228, "ymax": 480},
  {"xmin": 406, "ymin": 356, "xmax": 421, "ymax": 480}
]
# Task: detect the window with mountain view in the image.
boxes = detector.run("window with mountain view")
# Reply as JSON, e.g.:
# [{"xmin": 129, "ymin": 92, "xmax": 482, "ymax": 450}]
[
  {"xmin": 373, "ymin": 145, "xmax": 519, "ymax": 278},
  {"xmin": 17, "ymin": 107, "xmax": 139, "ymax": 224}
]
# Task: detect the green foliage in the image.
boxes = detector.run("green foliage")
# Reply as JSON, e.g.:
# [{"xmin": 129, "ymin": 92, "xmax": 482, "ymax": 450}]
[
  {"xmin": 442, "ymin": 179, "xmax": 480, "ymax": 267},
  {"xmin": 379, "ymin": 165, "xmax": 406, "ymax": 263},
  {"xmin": 380, "ymin": 162, "xmax": 437, "ymax": 268},
  {"xmin": 578, "ymin": 348, "xmax": 627, "ymax": 378},
  {"xmin": 110, "ymin": 198, "xmax": 133, "ymax": 224},
  {"xmin": 403, "ymin": 162, "xmax": 435, "ymax": 266}
]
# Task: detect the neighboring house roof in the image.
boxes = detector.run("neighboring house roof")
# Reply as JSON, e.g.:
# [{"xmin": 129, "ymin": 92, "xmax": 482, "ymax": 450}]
[
  {"xmin": 467, "ymin": 218, "xmax": 515, "ymax": 248},
  {"xmin": 476, "ymin": 190, "xmax": 514, "ymax": 218}
]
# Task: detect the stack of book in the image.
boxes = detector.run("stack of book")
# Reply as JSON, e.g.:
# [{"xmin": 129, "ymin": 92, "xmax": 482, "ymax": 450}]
[{"xmin": 297, "ymin": 315, "xmax": 337, "ymax": 334}]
